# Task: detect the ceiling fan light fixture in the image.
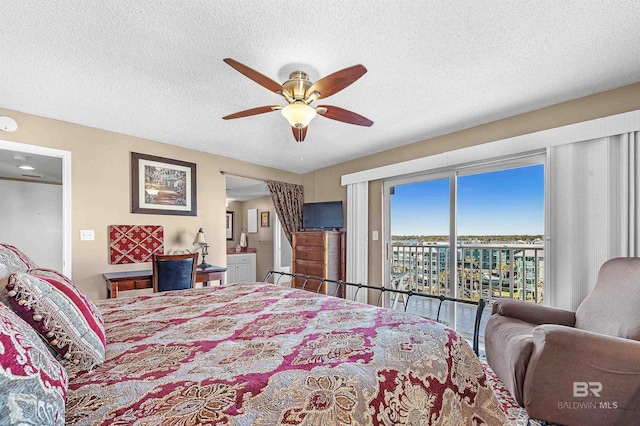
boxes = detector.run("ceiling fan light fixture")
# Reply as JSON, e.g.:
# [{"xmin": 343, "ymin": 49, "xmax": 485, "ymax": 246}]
[
  {"xmin": 222, "ymin": 59, "xmax": 373, "ymax": 142},
  {"xmin": 281, "ymin": 102, "xmax": 317, "ymax": 128}
]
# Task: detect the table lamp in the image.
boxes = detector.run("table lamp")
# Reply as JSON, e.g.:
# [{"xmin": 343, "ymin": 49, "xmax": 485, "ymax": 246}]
[{"xmin": 193, "ymin": 228, "xmax": 211, "ymax": 269}]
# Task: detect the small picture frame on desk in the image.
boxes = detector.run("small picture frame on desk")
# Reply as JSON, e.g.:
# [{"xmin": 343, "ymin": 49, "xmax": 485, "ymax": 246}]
[{"xmin": 261, "ymin": 211, "xmax": 270, "ymax": 227}]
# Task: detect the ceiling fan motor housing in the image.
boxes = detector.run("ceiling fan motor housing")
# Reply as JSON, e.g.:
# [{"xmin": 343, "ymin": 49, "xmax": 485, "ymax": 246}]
[{"xmin": 283, "ymin": 71, "xmax": 312, "ymax": 100}]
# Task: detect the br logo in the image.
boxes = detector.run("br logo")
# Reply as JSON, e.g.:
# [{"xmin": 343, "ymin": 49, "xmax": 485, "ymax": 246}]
[{"xmin": 573, "ymin": 382, "xmax": 602, "ymax": 397}]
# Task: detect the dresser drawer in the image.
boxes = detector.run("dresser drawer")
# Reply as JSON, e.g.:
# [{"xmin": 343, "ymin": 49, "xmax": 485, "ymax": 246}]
[
  {"xmin": 294, "ymin": 248, "xmax": 325, "ymax": 262},
  {"xmin": 291, "ymin": 231, "xmax": 345, "ymax": 299},
  {"xmin": 293, "ymin": 260, "xmax": 324, "ymax": 277},
  {"xmin": 294, "ymin": 232, "xmax": 324, "ymax": 247},
  {"xmin": 116, "ymin": 278, "xmax": 152, "ymax": 291},
  {"xmin": 227, "ymin": 254, "xmax": 254, "ymax": 264}
]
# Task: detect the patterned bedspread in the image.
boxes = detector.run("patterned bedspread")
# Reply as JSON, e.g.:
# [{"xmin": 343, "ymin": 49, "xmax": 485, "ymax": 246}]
[{"xmin": 66, "ymin": 283, "xmax": 507, "ymax": 425}]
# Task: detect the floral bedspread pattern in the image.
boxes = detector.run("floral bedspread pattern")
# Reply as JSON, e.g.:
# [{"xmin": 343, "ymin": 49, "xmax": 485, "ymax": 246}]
[{"xmin": 66, "ymin": 283, "xmax": 507, "ymax": 425}]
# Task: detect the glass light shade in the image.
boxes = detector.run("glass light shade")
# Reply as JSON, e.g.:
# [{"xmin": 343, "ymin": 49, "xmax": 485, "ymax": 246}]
[
  {"xmin": 281, "ymin": 103, "xmax": 317, "ymax": 128},
  {"xmin": 193, "ymin": 228, "xmax": 207, "ymax": 246}
]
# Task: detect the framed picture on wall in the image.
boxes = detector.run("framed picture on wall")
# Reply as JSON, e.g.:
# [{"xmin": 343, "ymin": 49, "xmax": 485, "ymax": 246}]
[
  {"xmin": 226, "ymin": 211, "xmax": 234, "ymax": 240},
  {"xmin": 131, "ymin": 152, "xmax": 197, "ymax": 216},
  {"xmin": 261, "ymin": 211, "xmax": 270, "ymax": 227}
]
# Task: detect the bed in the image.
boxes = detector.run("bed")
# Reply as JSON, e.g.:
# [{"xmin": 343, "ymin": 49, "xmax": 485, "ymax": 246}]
[
  {"xmin": 63, "ymin": 282, "xmax": 507, "ymax": 425},
  {"xmin": 1, "ymin": 242, "xmax": 506, "ymax": 425}
]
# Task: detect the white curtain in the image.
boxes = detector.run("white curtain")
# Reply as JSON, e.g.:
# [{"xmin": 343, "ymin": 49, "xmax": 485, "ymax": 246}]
[
  {"xmin": 346, "ymin": 182, "xmax": 368, "ymax": 303},
  {"xmin": 618, "ymin": 131, "xmax": 640, "ymax": 256},
  {"xmin": 548, "ymin": 132, "xmax": 640, "ymax": 310}
]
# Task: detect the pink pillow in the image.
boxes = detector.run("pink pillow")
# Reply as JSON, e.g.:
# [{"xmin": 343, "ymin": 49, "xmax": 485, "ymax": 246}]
[
  {"xmin": 28, "ymin": 268, "xmax": 104, "ymax": 327},
  {"xmin": 0, "ymin": 303, "xmax": 68, "ymax": 425},
  {"xmin": 6, "ymin": 272, "xmax": 106, "ymax": 370}
]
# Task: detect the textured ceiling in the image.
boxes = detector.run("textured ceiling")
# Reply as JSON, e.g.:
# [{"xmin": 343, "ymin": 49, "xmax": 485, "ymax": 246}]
[{"xmin": 1, "ymin": 1, "xmax": 640, "ymax": 174}]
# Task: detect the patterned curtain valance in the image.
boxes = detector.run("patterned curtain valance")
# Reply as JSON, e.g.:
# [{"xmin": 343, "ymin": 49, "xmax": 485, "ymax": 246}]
[{"xmin": 267, "ymin": 180, "xmax": 304, "ymax": 244}]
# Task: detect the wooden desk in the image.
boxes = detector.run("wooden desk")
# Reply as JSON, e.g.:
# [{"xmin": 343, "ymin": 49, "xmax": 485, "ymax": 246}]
[{"xmin": 103, "ymin": 266, "xmax": 227, "ymax": 298}]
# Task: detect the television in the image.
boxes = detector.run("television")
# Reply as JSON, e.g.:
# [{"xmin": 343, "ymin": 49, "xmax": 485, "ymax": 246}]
[{"xmin": 303, "ymin": 201, "xmax": 343, "ymax": 230}]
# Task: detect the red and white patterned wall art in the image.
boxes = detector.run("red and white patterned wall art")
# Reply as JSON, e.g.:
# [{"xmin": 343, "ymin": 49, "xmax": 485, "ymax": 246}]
[{"xmin": 109, "ymin": 225, "xmax": 164, "ymax": 264}]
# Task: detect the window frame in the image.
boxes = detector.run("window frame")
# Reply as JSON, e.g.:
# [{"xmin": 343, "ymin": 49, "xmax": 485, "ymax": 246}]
[{"xmin": 383, "ymin": 152, "xmax": 546, "ymax": 328}]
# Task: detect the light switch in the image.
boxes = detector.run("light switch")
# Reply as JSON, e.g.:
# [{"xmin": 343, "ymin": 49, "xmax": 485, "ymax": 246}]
[
  {"xmin": 372, "ymin": 230, "xmax": 379, "ymax": 241},
  {"xmin": 80, "ymin": 230, "xmax": 95, "ymax": 241}
]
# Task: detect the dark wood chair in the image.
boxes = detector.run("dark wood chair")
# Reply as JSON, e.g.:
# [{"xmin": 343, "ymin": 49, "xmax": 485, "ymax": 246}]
[{"xmin": 152, "ymin": 253, "xmax": 198, "ymax": 292}]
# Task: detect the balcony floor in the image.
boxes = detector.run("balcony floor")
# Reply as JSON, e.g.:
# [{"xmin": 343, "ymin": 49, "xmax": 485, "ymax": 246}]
[{"xmin": 389, "ymin": 293, "xmax": 493, "ymax": 343}]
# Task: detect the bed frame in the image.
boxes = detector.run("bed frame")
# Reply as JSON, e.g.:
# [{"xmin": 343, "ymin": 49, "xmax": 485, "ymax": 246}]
[{"xmin": 264, "ymin": 269, "xmax": 487, "ymax": 356}]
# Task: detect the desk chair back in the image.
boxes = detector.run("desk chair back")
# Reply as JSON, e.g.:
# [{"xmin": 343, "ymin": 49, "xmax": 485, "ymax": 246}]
[{"xmin": 152, "ymin": 253, "xmax": 198, "ymax": 292}]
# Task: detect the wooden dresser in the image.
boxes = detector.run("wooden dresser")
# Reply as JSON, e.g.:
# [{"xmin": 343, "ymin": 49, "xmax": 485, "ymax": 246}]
[{"xmin": 291, "ymin": 231, "xmax": 345, "ymax": 297}]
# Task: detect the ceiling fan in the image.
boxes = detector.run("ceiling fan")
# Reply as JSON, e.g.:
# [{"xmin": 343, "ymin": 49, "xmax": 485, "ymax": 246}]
[{"xmin": 222, "ymin": 58, "xmax": 373, "ymax": 142}]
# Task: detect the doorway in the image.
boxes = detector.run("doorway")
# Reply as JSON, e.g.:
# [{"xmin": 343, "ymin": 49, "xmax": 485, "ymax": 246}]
[
  {"xmin": 0, "ymin": 139, "xmax": 72, "ymax": 276},
  {"xmin": 225, "ymin": 176, "xmax": 291, "ymax": 282},
  {"xmin": 272, "ymin": 214, "xmax": 292, "ymax": 285}
]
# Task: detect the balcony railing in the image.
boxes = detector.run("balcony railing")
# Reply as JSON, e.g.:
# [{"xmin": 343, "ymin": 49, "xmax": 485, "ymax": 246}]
[{"xmin": 391, "ymin": 242, "xmax": 544, "ymax": 304}]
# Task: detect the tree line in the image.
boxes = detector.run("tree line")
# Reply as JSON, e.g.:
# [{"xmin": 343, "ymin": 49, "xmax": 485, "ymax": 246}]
[{"xmin": 392, "ymin": 235, "xmax": 543, "ymax": 243}]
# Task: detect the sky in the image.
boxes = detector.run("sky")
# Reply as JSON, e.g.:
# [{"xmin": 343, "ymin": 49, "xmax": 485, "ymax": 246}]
[{"xmin": 391, "ymin": 164, "xmax": 544, "ymax": 236}]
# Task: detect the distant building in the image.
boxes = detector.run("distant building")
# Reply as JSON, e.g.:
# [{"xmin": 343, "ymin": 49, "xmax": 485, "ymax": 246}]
[{"xmin": 391, "ymin": 240, "xmax": 544, "ymax": 301}]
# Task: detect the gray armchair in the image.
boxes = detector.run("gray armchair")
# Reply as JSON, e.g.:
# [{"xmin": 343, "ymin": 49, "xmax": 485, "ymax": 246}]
[{"xmin": 485, "ymin": 257, "xmax": 640, "ymax": 426}]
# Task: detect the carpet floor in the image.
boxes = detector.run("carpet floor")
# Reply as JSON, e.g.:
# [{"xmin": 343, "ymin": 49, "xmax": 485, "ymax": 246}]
[{"xmin": 481, "ymin": 356, "xmax": 557, "ymax": 426}]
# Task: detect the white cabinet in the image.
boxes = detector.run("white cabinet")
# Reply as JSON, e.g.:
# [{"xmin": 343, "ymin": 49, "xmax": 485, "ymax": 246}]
[{"xmin": 226, "ymin": 253, "xmax": 256, "ymax": 283}]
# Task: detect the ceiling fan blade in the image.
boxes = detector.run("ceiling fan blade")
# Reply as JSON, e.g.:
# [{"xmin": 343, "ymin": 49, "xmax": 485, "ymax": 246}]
[
  {"xmin": 317, "ymin": 105, "xmax": 373, "ymax": 127},
  {"xmin": 292, "ymin": 126, "xmax": 307, "ymax": 142},
  {"xmin": 223, "ymin": 58, "xmax": 284, "ymax": 94},
  {"xmin": 222, "ymin": 105, "xmax": 280, "ymax": 120},
  {"xmin": 308, "ymin": 64, "xmax": 367, "ymax": 99}
]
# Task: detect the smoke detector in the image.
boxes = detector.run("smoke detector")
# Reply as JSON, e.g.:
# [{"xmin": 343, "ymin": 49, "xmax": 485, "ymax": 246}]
[{"xmin": 0, "ymin": 116, "xmax": 18, "ymax": 132}]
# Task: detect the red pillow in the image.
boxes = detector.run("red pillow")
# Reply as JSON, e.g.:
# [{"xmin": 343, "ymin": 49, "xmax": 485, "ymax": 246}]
[
  {"xmin": 28, "ymin": 268, "xmax": 104, "ymax": 327},
  {"xmin": 6, "ymin": 272, "xmax": 106, "ymax": 370}
]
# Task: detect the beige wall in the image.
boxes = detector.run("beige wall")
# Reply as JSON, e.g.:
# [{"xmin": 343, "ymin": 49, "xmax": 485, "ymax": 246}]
[
  {"xmin": 0, "ymin": 108, "xmax": 301, "ymax": 301},
  {"xmin": 304, "ymin": 82, "xmax": 640, "ymax": 289},
  {"xmin": 3, "ymin": 82, "xmax": 640, "ymax": 302}
]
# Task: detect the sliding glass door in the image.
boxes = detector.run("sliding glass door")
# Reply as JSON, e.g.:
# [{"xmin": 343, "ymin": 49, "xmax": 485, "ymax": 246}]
[
  {"xmin": 458, "ymin": 165, "xmax": 544, "ymax": 303},
  {"xmin": 388, "ymin": 175, "xmax": 452, "ymax": 297},
  {"xmin": 384, "ymin": 155, "xmax": 545, "ymax": 336}
]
